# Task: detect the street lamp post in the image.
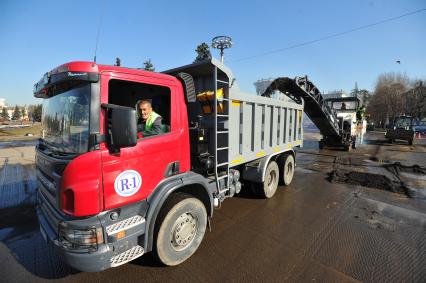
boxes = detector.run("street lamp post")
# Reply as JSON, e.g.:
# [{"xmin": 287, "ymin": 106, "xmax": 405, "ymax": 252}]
[{"xmin": 211, "ymin": 36, "xmax": 232, "ymax": 63}]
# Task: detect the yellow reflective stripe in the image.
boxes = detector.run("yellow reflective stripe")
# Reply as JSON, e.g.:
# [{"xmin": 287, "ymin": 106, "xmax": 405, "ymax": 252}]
[
  {"xmin": 256, "ymin": 151, "xmax": 266, "ymax": 157},
  {"xmin": 231, "ymin": 100, "xmax": 241, "ymax": 106},
  {"xmin": 231, "ymin": 157, "xmax": 244, "ymax": 165}
]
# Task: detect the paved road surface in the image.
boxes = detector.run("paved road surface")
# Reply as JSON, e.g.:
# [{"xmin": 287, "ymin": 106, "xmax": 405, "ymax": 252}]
[{"xmin": 0, "ymin": 131, "xmax": 425, "ymax": 282}]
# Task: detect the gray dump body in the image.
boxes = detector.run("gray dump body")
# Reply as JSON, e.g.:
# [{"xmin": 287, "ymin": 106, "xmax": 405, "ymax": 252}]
[
  {"xmin": 165, "ymin": 58, "xmax": 303, "ymax": 171},
  {"xmin": 228, "ymin": 90, "xmax": 303, "ymax": 166}
]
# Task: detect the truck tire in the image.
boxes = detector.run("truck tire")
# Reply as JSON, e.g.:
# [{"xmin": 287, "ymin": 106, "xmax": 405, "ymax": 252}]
[
  {"xmin": 255, "ymin": 161, "xmax": 279, "ymax": 198},
  {"xmin": 153, "ymin": 193, "xmax": 207, "ymax": 266},
  {"xmin": 282, "ymin": 154, "xmax": 295, "ymax": 186},
  {"xmin": 408, "ymin": 139, "xmax": 413, "ymax": 145}
]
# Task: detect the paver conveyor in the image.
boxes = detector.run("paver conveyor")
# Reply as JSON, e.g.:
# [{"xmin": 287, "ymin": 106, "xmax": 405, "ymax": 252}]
[{"xmin": 262, "ymin": 76, "xmax": 352, "ymax": 148}]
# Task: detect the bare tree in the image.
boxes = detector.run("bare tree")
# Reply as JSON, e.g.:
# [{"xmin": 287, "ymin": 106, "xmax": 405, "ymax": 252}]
[{"xmin": 367, "ymin": 72, "xmax": 411, "ymax": 126}]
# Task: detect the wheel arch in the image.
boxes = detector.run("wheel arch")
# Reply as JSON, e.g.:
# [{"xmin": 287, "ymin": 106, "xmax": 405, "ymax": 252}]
[
  {"xmin": 144, "ymin": 172, "xmax": 213, "ymax": 252},
  {"xmin": 242, "ymin": 149, "xmax": 295, "ymax": 183}
]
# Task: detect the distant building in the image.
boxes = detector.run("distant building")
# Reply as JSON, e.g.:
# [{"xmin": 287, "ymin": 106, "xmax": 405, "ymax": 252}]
[
  {"xmin": 402, "ymin": 81, "xmax": 426, "ymax": 119},
  {"xmin": 0, "ymin": 98, "xmax": 5, "ymax": 108},
  {"xmin": 322, "ymin": 90, "xmax": 350, "ymax": 99}
]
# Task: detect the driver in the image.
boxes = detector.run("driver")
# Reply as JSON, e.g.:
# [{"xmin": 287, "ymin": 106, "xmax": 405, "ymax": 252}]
[{"xmin": 136, "ymin": 100, "xmax": 163, "ymax": 137}]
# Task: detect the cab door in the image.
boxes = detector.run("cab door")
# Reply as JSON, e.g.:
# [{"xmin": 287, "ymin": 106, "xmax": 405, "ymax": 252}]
[{"xmin": 99, "ymin": 72, "xmax": 183, "ymax": 210}]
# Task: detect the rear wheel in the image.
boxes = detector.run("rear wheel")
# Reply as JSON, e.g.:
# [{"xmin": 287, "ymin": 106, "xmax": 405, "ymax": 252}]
[
  {"xmin": 153, "ymin": 193, "xmax": 207, "ymax": 266},
  {"xmin": 281, "ymin": 154, "xmax": 295, "ymax": 186},
  {"xmin": 254, "ymin": 161, "xmax": 279, "ymax": 198}
]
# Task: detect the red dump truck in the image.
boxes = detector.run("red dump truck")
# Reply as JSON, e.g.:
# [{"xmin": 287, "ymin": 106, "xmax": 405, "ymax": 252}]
[{"xmin": 34, "ymin": 58, "xmax": 303, "ymax": 271}]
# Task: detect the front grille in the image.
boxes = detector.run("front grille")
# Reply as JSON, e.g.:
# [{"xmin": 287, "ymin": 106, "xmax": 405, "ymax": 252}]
[
  {"xmin": 38, "ymin": 190, "xmax": 62, "ymax": 236},
  {"xmin": 35, "ymin": 148, "xmax": 71, "ymax": 211},
  {"xmin": 37, "ymin": 170, "xmax": 56, "ymax": 195}
]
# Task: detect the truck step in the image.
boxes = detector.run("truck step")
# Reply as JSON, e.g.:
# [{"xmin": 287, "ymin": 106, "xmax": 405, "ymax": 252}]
[
  {"xmin": 217, "ymin": 147, "xmax": 229, "ymax": 151},
  {"xmin": 216, "ymin": 79, "xmax": 229, "ymax": 85},
  {"xmin": 217, "ymin": 162, "xmax": 229, "ymax": 167},
  {"xmin": 217, "ymin": 175, "xmax": 228, "ymax": 180},
  {"xmin": 106, "ymin": 215, "xmax": 145, "ymax": 236},
  {"xmin": 216, "ymin": 114, "xmax": 229, "ymax": 117},
  {"xmin": 216, "ymin": 131, "xmax": 229, "ymax": 134},
  {"xmin": 110, "ymin": 245, "xmax": 144, "ymax": 268}
]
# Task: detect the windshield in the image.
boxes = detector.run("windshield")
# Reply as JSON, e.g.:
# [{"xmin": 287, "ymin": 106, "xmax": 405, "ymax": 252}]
[
  {"xmin": 330, "ymin": 101, "xmax": 358, "ymax": 111},
  {"xmin": 395, "ymin": 117, "xmax": 412, "ymax": 128},
  {"xmin": 41, "ymin": 84, "xmax": 90, "ymax": 153}
]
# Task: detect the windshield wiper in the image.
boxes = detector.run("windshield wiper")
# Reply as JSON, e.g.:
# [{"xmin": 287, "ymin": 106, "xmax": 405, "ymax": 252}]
[{"xmin": 38, "ymin": 139, "xmax": 77, "ymax": 157}]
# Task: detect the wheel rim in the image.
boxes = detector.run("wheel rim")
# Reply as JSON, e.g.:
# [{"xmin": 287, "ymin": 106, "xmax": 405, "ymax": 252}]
[
  {"xmin": 286, "ymin": 161, "xmax": 293, "ymax": 178},
  {"xmin": 267, "ymin": 169, "xmax": 277, "ymax": 191},
  {"xmin": 170, "ymin": 212, "xmax": 197, "ymax": 251}
]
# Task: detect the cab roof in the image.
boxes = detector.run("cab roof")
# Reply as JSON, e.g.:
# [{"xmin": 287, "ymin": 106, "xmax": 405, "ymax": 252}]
[{"xmin": 51, "ymin": 61, "xmax": 177, "ymax": 81}]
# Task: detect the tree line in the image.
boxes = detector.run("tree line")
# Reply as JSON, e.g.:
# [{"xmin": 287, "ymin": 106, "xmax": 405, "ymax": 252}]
[
  {"xmin": 366, "ymin": 72, "xmax": 426, "ymax": 127},
  {"xmin": 0, "ymin": 104, "xmax": 42, "ymax": 122}
]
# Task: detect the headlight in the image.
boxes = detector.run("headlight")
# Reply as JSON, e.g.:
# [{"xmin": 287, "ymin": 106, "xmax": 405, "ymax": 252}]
[{"xmin": 59, "ymin": 222, "xmax": 104, "ymax": 250}]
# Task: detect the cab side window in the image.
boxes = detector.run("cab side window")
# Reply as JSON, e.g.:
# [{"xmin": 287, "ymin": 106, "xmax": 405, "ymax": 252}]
[{"xmin": 108, "ymin": 79, "xmax": 171, "ymax": 138}]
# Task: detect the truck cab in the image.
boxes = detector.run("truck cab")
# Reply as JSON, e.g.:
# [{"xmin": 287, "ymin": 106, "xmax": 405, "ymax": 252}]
[
  {"xmin": 34, "ymin": 61, "xmax": 215, "ymax": 271},
  {"xmin": 34, "ymin": 59, "xmax": 301, "ymax": 272},
  {"xmin": 324, "ymin": 96, "xmax": 366, "ymax": 148}
]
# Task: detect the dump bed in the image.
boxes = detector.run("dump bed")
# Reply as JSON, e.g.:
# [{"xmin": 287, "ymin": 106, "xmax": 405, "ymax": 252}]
[
  {"xmin": 227, "ymin": 90, "xmax": 303, "ymax": 166},
  {"xmin": 164, "ymin": 59, "xmax": 303, "ymax": 170}
]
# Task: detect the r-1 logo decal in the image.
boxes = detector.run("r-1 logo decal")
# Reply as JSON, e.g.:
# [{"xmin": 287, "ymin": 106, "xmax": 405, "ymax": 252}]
[{"xmin": 114, "ymin": 170, "xmax": 142, "ymax": 197}]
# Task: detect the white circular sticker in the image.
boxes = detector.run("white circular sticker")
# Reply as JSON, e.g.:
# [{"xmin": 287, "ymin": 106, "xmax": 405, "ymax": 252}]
[{"xmin": 114, "ymin": 170, "xmax": 142, "ymax": 197}]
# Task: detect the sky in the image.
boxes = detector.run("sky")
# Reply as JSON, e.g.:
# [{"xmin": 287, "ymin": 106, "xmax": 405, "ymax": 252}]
[{"xmin": 0, "ymin": 0, "xmax": 425, "ymax": 106}]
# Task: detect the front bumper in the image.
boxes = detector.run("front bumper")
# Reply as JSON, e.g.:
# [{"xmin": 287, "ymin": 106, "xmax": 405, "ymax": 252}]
[
  {"xmin": 36, "ymin": 190, "xmax": 147, "ymax": 272},
  {"xmin": 385, "ymin": 129, "xmax": 414, "ymax": 141}
]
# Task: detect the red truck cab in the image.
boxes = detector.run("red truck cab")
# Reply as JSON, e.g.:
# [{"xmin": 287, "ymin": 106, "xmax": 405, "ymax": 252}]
[{"xmin": 35, "ymin": 62, "xmax": 213, "ymax": 271}]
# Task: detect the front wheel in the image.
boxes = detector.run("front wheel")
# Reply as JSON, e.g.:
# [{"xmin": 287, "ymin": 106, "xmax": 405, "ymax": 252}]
[{"xmin": 153, "ymin": 193, "xmax": 207, "ymax": 266}]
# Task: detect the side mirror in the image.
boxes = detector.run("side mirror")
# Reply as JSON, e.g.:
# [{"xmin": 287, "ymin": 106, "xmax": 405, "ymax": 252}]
[{"xmin": 102, "ymin": 104, "xmax": 137, "ymax": 149}]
